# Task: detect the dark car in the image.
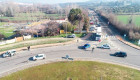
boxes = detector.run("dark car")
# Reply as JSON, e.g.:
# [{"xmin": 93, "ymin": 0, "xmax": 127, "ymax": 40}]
[
  {"xmin": 113, "ymin": 52, "xmax": 127, "ymax": 57},
  {"xmin": 83, "ymin": 44, "xmax": 91, "ymax": 49}
]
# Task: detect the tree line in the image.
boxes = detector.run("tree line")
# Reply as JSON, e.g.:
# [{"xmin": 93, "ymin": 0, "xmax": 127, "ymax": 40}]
[
  {"xmin": 16, "ymin": 8, "xmax": 89, "ymax": 37},
  {"xmin": 97, "ymin": 10, "xmax": 140, "ymax": 41}
]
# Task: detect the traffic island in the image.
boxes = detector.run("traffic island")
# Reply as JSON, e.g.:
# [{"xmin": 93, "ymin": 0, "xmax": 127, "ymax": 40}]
[{"xmin": 0, "ymin": 61, "xmax": 140, "ymax": 80}]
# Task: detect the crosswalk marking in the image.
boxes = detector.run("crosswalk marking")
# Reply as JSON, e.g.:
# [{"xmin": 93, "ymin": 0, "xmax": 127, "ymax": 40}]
[{"xmin": 101, "ymin": 35, "xmax": 116, "ymax": 39}]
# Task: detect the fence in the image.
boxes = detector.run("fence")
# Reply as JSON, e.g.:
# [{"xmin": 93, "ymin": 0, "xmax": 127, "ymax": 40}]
[{"xmin": 0, "ymin": 35, "xmax": 31, "ymax": 45}]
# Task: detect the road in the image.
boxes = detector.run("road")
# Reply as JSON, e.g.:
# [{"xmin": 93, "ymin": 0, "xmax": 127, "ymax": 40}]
[{"xmin": 0, "ymin": 11, "xmax": 140, "ymax": 78}]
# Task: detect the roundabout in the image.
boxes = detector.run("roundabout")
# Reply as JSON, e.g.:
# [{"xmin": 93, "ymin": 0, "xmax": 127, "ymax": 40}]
[{"xmin": 0, "ymin": 61, "xmax": 140, "ymax": 80}]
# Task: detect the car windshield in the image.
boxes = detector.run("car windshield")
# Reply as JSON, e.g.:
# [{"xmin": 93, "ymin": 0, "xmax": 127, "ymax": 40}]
[{"xmin": 36, "ymin": 55, "xmax": 43, "ymax": 57}]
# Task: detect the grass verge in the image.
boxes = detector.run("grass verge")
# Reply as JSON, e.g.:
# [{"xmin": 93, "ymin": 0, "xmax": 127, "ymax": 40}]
[
  {"xmin": 0, "ymin": 61, "xmax": 140, "ymax": 80},
  {"xmin": 0, "ymin": 38, "xmax": 72, "ymax": 52}
]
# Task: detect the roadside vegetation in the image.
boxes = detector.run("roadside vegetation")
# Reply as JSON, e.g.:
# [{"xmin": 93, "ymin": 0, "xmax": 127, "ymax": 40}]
[
  {"xmin": 0, "ymin": 61, "xmax": 140, "ymax": 80},
  {"xmin": 0, "ymin": 2, "xmax": 89, "ymax": 42},
  {"xmin": 97, "ymin": 10, "xmax": 140, "ymax": 46},
  {"xmin": 0, "ymin": 38, "xmax": 73, "ymax": 52}
]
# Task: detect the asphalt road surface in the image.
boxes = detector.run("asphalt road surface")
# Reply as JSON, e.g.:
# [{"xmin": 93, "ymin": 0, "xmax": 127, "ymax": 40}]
[{"xmin": 0, "ymin": 13, "xmax": 140, "ymax": 78}]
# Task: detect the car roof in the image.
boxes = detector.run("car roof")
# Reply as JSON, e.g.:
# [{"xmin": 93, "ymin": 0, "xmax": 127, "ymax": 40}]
[
  {"xmin": 85, "ymin": 44, "xmax": 90, "ymax": 45},
  {"xmin": 37, "ymin": 54, "xmax": 45, "ymax": 56},
  {"xmin": 118, "ymin": 51, "xmax": 126, "ymax": 54},
  {"xmin": 8, "ymin": 49, "xmax": 16, "ymax": 52}
]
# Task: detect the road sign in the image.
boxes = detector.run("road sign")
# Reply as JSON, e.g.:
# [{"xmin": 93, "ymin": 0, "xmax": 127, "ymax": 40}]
[{"xmin": 138, "ymin": 40, "xmax": 140, "ymax": 45}]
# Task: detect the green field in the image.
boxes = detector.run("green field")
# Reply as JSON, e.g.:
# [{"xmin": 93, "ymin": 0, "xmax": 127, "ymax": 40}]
[
  {"xmin": 0, "ymin": 61, "xmax": 140, "ymax": 80},
  {"xmin": 0, "ymin": 24, "xmax": 15, "ymax": 38},
  {"xmin": 0, "ymin": 12, "xmax": 66, "ymax": 21},
  {"xmin": 117, "ymin": 15, "xmax": 140, "ymax": 27}
]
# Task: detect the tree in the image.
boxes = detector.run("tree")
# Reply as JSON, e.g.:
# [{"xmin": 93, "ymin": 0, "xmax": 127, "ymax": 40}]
[
  {"xmin": 60, "ymin": 22, "xmax": 74, "ymax": 32},
  {"xmin": 44, "ymin": 22, "xmax": 60, "ymax": 36},
  {"xmin": 68, "ymin": 8, "xmax": 83, "ymax": 33},
  {"xmin": 83, "ymin": 17, "xmax": 89, "ymax": 31},
  {"xmin": 68, "ymin": 8, "xmax": 82, "ymax": 25}
]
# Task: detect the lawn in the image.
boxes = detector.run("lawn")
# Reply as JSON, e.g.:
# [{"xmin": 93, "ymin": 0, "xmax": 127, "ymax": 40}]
[
  {"xmin": 0, "ymin": 26, "xmax": 15, "ymax": 38},
  {"xmin": 117, "ymin": 15, "xmax": 140, "ymax": 27},
  {"xmin": 0, "ymin": 61, "xmax": 140, "ymax": 80},
  {"xmin": 0, "ymin": 22, "xmax": 6, "ymax": 26},
  {"xmin": 0, "ymin": 13, "xmax": 66, "ymax": 21}
]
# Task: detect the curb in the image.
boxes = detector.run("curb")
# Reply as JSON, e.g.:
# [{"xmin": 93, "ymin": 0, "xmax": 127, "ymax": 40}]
[
  {"xmin": 0, "ymin": 39, "xmax": 78, "ymax": 55},
  {"xmin": 116, "ymin": 36, "xmax": 140, "ymax": 50}
]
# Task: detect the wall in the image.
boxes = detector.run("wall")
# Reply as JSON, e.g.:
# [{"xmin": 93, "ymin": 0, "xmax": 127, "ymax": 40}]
[
  {"xmin": 23, "ymin": 35, "xmax": 31, "ymax": 40},
  {"xmin": 0, "ymin": 35, "xmax": 31, "ymax": 45}
]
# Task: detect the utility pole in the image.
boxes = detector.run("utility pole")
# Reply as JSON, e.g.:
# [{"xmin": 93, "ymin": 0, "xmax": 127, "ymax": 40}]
[{"xmin": 66, "ymin": 22, "xmax": 67, "ymax": 41}]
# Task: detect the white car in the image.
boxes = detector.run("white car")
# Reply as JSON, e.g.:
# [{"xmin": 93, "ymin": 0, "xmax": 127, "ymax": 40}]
[
  {"xmin": 2, "ymin": 50, "xmax": 16, "ymax": 58},
  {"xmin": 100, "ymin": 44, "xmax": 110, "ymax": 49},
  {"xmin": 33, "ymin": 54, "xmax": 46, "ymax": 61},
  {"xmin": 67, "ymin": 34, "xmax": 76, "ymax": 38}
]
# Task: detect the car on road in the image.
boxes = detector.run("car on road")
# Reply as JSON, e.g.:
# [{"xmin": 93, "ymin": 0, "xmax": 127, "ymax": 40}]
[
  {"xmin": 83, "ymin": 44, "xmax": 91, "ymax": 49},
  {"xmin": 99, "ymin": 44, "xmax": 110, "ymax": 49},
  {"xmin": 2, "ymin": 50, "xmax": 16, "ymax": 58},
  {"xmin": 113, "ymin": 52, "xmax": 127, "ymax": 57},
  {"xmin": 33, "ymin": 54, "xmax": 46, "ymax": 61},
  {"xmin": 67, "ymin": 34, "xmax": 76, "ymax": 38}
]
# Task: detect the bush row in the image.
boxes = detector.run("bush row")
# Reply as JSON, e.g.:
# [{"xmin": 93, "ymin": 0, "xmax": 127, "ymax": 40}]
[{"xmin": 97, "ymin": 11, "xmax": 140, "ymax": 41}]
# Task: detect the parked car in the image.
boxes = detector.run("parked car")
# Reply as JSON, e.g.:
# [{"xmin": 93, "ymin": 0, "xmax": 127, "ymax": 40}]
[
  {"xmin": 113, "ymin": 52, "xmax": 127, "ymax": 57},
  {"xmin": 2, "ymin": 50, "xmax": 16, "ymax": 58},
  {"xmin": 67, "ymin": 34, "xmax": 76, "ymax": 38},
  {"xmin": 83, "ymin": 44, "xmax": 91, "ymax": 49},
  {"xmin": 100, "ymin": 44, "xmax": 110, "ymax": 49},
  {"xmin": 33, "ymin": 54, "xmax": 46, "ymax": 61}
]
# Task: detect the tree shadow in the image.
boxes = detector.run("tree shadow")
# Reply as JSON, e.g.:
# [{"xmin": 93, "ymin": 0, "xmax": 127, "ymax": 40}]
[{"xmin": 22, "ymin": 49, "xmax": 28, "ymax": 51}]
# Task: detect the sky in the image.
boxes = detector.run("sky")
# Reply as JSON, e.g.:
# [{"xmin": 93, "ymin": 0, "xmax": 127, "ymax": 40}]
[{"xmin": 0, "ymin": 0, "xmax": 90, "ymax": 4}]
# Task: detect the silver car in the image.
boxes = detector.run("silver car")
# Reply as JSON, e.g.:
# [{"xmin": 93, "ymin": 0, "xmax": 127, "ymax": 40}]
[
  {"xmin": 100, "ymin": 44, "xmax": 110, "ymax": 49},
  {"xmin": 2, "ymin": 50, "xmax": 16, "ymax": 58},
  {"xmin": 33, "ymin": 54, "xmax": 46, "ymax": 61}
]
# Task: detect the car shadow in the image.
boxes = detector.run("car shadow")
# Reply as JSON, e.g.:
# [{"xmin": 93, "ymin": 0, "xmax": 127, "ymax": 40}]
[
  {"xmin": 96, "ymin": 47, "xmax": 101, "ymax": 48},
  {"xmin": 62, "ymin": 57, "xmax": 67, "ymax": 59},
  {"xmin": 28, "ymin": 57, "xmax": 34, "ymax": 61},
  {"xmin": 78, "ymin": 46, "xmax": 84, "ymax": 49},
  {"xmin": 0, "ymin": 54, "xmax": 4, "ymax": 58},
  {"xmin": 110, "ymin": 54, "xmax": 115, "ymax": 56}
]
